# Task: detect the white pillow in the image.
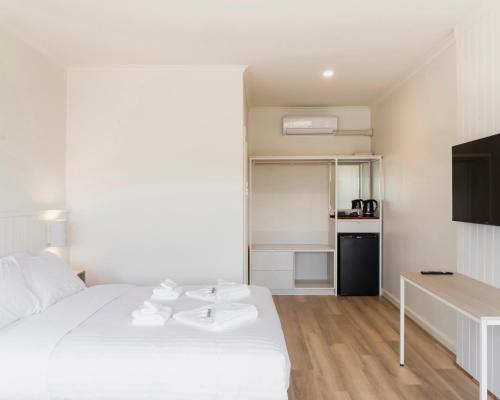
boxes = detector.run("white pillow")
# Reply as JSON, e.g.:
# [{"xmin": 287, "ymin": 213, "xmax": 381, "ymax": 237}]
[
  {"xmin": 15, "ymin": 251, "xmax": 86, "ymax": 310},
  {"xmin": 0, "ymin": 256, "xmax": 41, "ymax": 329}
]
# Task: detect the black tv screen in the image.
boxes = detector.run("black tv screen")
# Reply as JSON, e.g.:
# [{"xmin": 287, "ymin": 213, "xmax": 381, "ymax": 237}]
[{"xmin": 452, "ymin": 133, "xmax": 500, "ymax": 226}]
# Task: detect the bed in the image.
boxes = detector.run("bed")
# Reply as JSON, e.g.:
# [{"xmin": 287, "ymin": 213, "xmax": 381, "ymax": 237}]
[{"xmin": 0, "ymin": 284, "xmax": 290, "ymax": 400}]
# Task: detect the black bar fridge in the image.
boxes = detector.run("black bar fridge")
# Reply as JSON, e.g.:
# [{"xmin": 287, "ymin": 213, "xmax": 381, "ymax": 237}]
[{"xmin": 338, "ymin": 233, "xmax": 379, "ymax": 296}]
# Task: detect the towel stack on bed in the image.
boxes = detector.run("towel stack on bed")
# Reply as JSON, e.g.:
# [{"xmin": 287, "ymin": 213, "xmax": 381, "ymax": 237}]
[
  {"xmin": 132, "ymin": 278, "xmax": 257, "ymax": 331},
  {"xmin": 151, "ymin": 278, "xmax": 183, "ymax": 301},
  {"xmin": 216, "ymin": 279, "xmax": 251, "ymax": 301},
  {"xmin": 185, "ymin": 279, "xmax": 251, "ymax": 302},
  {"xmin": 173, "ymin": 302, "xmax": 258, "ymax": 331},
  {"xmin": 131, "ymin": 300, "xmax": 172, "ymax": 326}
]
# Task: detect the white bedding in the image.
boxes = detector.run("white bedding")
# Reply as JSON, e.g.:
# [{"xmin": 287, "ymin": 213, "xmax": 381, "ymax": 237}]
[{"xmin": 0, "ymin": 284, "xmax": 290, "ymax": 400}]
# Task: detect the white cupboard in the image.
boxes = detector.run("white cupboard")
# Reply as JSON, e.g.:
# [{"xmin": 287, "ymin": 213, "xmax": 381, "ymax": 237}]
[{"xmin": 248, "ymin": 155, "xmax": 383, "ymax": 295}]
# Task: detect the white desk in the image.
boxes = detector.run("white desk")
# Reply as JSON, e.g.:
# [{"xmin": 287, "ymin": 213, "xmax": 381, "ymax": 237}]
[{"xmin": 400, "ymin": 272, "xmax": 500, "ymax": 400}]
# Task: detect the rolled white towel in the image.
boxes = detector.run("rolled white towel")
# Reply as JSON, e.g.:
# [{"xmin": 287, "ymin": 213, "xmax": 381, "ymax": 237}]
[
  {"xmin": 216, "ymin": 279, "xmax": 250, "ymax": 302},
  {"xmin": 173, "ymin": 303, "xmax": 258, "ymax": 332},
  {"xmin": 160, "ymin": 278, "xmax": 177, "ymax": 290},
  {"xmin": 152, "ymin": 286, "xmax": 183, "ymax": 301},
  {"xmin": 132, "ymin": 306, "xmax": 172, "ymax": 326}
]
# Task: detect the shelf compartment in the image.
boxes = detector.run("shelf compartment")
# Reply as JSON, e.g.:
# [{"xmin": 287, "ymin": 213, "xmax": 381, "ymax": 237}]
[
  {"xmin": 294, "ymin": 279, "xmax": 334, "ymax": 289},
  {"xmin": 293, "ymin": 251, "xmax": 335, "ymax": 289}
]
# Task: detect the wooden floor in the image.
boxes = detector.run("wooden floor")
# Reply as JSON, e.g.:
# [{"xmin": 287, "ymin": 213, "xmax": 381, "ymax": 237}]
[{"xmin": 274, "ymin": 295, "xmax": 495, "ymax": 400}]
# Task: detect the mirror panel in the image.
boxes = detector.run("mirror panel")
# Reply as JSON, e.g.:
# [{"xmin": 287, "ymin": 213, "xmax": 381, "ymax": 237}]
[
  {"xmin": 337, "ymin": 164, "xmax": 360, "ymax": 209},
  {"xmin": 332, "ymin": 161, "xmax": 375, "ymax": 211}
]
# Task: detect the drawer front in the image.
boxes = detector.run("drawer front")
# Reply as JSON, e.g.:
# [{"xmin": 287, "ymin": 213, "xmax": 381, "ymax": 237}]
[
  {"xmin": 337, "ymin": 220, "xmax": 380, "ymax": 233},
  {"xmin": 250, "ymin": 251, "xmax": 294, "ymax": 271},
  {"xmin": 250, "ymin": 270, "xmax": 294, "ymax": 289}
]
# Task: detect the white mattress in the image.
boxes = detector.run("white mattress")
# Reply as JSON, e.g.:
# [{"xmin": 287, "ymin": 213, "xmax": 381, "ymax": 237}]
[{"xmin": 0, "ymin": 284, "xmax": 290, "ymax": 400}]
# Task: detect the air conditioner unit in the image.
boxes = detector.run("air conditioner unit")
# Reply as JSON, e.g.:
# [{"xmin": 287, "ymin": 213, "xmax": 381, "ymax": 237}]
[{"xmin": 282, "ymin": 115, "xmax": 338, "ymax": 135}]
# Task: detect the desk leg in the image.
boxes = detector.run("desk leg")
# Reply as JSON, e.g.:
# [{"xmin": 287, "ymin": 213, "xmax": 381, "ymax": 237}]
[
  {"xmin": 480, "ymin": 319, "xmax": 488, "ymax": 400},
  {"xmin": 400, "ymin": 276, "xmax": 405, "ymax": 366}
]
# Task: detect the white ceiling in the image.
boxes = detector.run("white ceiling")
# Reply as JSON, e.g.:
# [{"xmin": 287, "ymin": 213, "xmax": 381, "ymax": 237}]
[{"xmin": 0, "ymin": 0, "xmax": 479, "ymax": 106}]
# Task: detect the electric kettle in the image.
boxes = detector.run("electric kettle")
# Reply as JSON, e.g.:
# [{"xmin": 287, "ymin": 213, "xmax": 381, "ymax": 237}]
[
  {"xmin": 362, "ymin": 199, "xmax": 378, "ymax": 216},
  {"xmin": 351, "ymin": 199, "xmax": 364, "ymax": 211}
]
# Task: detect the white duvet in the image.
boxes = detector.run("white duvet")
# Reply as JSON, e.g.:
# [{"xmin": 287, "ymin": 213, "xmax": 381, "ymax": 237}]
[{"xmin": 0, "ymin": 285, "xmax": 290, "ymax": 400}]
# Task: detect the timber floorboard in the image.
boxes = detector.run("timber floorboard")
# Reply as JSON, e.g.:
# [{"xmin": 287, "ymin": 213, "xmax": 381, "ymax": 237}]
[{"xmin": 274, "ymin": 295, "xmax": 496, "ymax": 400}]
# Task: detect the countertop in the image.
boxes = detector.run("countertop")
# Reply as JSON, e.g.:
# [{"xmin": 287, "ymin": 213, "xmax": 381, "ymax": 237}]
[{"xmin": 331, "ymin": 215, "xmax": 380, "ymax": 220}]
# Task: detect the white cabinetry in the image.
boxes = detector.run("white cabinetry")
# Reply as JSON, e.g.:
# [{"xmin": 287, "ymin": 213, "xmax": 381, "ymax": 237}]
[
  {"xmin": 251, "ymin": 270, "xmax": 294, "ymax": 289},
  {"xmin": 248, "ymin": 155, "xmax": 383, "ymax": 295},
  {"xmin": 250, "ymin": 251, "xmax": 294, "ymax": 289},
  {"xmin": 250, "ymin": 245, "xmax": 335, "ymax": 294},
  {"xmin": 337, "ymin": 219, "xmax": 380, "ymax": 233},
  {"xmin": 250, "ymin": 251, "xmax": 294, "ymax": 270}
]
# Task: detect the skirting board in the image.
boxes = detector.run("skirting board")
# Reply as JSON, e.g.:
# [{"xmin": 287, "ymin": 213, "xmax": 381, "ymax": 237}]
[{"xmin": 382, "ymin": 289, "xmax": 456, "ymax": 353}]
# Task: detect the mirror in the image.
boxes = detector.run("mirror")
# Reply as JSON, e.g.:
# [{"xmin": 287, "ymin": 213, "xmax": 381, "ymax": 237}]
[{"xmin": 330, "ymin": 161, "xmax": 373, "ymax": 211}]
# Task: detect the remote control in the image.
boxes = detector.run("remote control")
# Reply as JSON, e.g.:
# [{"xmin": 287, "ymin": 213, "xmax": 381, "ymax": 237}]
[{"xmin": 421, "ymin": 271, "xmax": 454, "ymax": 275}]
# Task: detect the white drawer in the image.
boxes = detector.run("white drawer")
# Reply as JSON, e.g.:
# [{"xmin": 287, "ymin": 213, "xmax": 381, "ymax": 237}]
[
  {"xmin": 250, "ymin": 270, "xmax": 294, "ymax": 289},
  {"xmin": 337, "ymin": 219, "xmax": 380, "ymax": 233},
  {"xmin": 250, "ymin": 251, "xmax": 294, "ymax": 271}
]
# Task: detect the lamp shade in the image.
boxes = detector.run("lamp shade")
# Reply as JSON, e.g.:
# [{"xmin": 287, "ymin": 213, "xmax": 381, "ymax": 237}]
[{"xmin": 47, "ymin": 219, "xmax": 66, "ymax": 247}]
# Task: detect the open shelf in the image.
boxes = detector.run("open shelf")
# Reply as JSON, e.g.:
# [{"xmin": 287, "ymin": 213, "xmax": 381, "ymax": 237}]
[
  {"xmin": 294, "ymin": 252, "xmax": 334, "ymax": 289},
  {"xmin": 251, "ymin": 244, "xmax": 335, "ymax": 252},
  {"xmin": 294, "ymin": 279, "xmax": 334, "ymax": 289}
]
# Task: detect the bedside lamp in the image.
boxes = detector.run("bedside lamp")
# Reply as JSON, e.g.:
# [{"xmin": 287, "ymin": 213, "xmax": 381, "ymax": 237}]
[{"xmin": 47, "ymin": 219, "xmax": 67, "ymax": 247}]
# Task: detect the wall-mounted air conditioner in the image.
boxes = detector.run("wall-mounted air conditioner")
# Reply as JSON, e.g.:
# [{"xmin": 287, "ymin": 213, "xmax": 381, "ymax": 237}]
[{"xmin": 282, "ymin": 115, "xmax": 338, "ymax": 135}]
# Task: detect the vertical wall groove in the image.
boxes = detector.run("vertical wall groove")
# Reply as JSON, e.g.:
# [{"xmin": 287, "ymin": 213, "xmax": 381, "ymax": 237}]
[{"xmin": 455, "ymin": 0, "xmax": 500, "ymax": 395}]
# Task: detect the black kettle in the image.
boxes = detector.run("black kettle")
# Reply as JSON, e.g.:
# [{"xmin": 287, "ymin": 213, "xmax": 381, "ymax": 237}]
[
  {"xmin": 351, "ymin": 199, "xmax": 364, "ymax": 210},
  {"xmin": 362, "ymin": 199, "xmax": 378, "ymax": 216}
]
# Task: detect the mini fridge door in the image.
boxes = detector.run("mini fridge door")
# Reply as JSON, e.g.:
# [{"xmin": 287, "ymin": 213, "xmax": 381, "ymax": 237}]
[{"xmin": 338, "ymin": 233, "xmax": 379, "ymax": 296}]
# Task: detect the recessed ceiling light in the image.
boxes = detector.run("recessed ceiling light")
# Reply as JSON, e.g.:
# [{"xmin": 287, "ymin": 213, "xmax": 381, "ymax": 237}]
[{"xmin": 322, "ymin": 69, "xmax": 334, "ymax": 78}]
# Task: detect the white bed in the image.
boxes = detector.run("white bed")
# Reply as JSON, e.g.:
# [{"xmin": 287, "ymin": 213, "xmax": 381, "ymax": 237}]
[{"xmin": 0, "ymin": 284, "xmax": 290, "ymax": 400}]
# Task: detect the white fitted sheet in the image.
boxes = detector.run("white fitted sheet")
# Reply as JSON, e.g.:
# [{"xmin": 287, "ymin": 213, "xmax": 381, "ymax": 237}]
[{"xmin": 0, "ymin": 284, "xmax": 290, "ymax": 400}]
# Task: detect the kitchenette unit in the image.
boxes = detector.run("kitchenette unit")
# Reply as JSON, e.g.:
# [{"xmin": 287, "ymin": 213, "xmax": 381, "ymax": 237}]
[{"xmin": 248, "ymin": 155, "xmax": 383, "ymax": 295}]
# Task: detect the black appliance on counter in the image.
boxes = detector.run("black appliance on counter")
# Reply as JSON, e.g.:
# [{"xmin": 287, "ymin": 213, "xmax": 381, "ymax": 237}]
[
  {"xmin": 351, "ymin": 199, "xmax": 364, "ymax": 210},
  {"xmin": 338, "ymin": 233, "xmax": 379, "ymax": 295},
  {"xmin": 362, "ymin": 199, "xmax": 378, "ymax": 216}
]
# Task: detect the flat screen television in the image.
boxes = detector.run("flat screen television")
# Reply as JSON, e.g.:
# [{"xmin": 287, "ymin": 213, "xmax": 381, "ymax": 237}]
[{"xmin": 452, "ymin": 133, "xmax": 500, "ymax": 226}]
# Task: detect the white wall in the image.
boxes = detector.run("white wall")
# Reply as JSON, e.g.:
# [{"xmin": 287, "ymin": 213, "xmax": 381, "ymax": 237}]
[
  {"xmin": 66, "ymin": 66, "xmax": 246, "ymax": 285},
  {"xmin": 248, "ymin": 107, "xmax": 371, "ymax": 156},
  {"xmin": 455, "ymin": 1, "xmax": 500, "ymax": 395},
  {"xmin": 372, "ymin": 43, "xmax": 457, "ymax": 350},
  {"xmin": 251, "ymin": 163, "xmax": 330, "ymax": 245},
  {"xmin": 0, "ymin": 29, "xmax": 66, "ymax": 213}
]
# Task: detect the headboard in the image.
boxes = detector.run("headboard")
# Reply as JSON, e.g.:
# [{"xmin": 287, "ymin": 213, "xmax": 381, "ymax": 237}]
[{"xmin": 0, "ymin": 211, "xmax": 65, "ymax": 257}]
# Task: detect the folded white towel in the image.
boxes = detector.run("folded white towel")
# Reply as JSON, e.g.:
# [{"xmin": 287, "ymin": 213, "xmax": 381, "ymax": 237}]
[
  {"xmin": 216, "ymin": 279, "xmax": 250, "ymax": 302},
  {"xmin": 185, "ymin": 286, "xmax": 217, "ymax": 302},
  {"xmin": 151, "ymin": 286, "xmax": 183, "ymax": 301},
  {"xmin": 173, "ymin": 303, "xmax": 258, "ymax": 331},
  {"xmin": 160, "ymin": 278, "xmax": 177, "ymax": 290},
  {"xmin": 132, "ymin": 306, "xmax": 172, "ymax": 326},
  {"xmin": 143, "ymin": 300, "xmax": 162, "ymax": 313},
  {"xmin": 185, "ymin": 280, "xmax": 250, "ymax": 302}
]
